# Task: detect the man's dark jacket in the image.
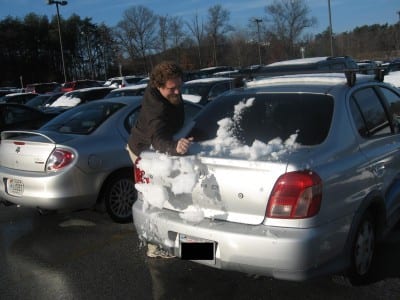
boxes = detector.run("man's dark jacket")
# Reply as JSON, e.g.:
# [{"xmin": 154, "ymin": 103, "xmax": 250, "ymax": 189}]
[{"xmin": 128, "ymin": 86, "xmax": 184, "ymax": 156}]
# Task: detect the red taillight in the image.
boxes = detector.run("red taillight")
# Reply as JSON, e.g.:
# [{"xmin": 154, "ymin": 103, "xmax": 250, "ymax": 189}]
[
  {"xmin": 46, "ymin": 148, "xmax": 75, "ymax": 172},
  {"xmin": 134, "ymin": 157, "xmax": 149, "ymax": 183},
  {"xmin": 266, "ymin": 171, "xmax": 322, "ymax": 219}
]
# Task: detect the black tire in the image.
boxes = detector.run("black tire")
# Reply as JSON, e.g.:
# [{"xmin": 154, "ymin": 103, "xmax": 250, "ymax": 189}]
[
  {"xmin": 104, "ymin": 170, "xmax": 137, "ymax": 223},
  {"xmin": 341, "ymin": 211, "xmax": 376, "ymax": 286}
]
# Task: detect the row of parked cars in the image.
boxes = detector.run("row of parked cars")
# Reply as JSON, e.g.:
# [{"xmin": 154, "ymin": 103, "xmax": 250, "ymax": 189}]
[{"xmin": 2, "ymin": 57, "xmax": 400, "ymax": 286}]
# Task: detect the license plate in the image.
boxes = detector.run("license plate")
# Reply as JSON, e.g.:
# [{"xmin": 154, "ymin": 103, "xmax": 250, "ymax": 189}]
[
  {"xmin": 6, "ymin": 178, "xmax": 24, "ymax": 196},
  {"xmin": 179, "ymin": 234, "xmax": 216, "ymax": 262}
]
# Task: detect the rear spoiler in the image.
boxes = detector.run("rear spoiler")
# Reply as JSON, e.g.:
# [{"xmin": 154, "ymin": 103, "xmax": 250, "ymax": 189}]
[{"xmin": 1, "ymin": 130, "xmax": 56, "ymax": 143}]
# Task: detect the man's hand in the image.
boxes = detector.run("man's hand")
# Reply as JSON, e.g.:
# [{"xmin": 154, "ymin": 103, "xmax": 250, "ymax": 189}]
[{"xmin": 176, "ymin": 137, "xmax": 193, "ymax": 154}]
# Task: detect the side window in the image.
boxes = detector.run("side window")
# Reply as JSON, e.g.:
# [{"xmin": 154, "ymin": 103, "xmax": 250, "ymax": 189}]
[
  {"xmin": 124, "ymin": 108, "xmax": 141, "ymax": 132},
  {"xmin": 379, "ymin": 87, "xmax": 400, "ymax": 130},
  {"xmin": 329, "ymin": 63, "xmax": 345, "ymax": 71},
  {"xmin": 209, "ymin": 82, "xmax": 230, "ymax": 99},
  {"xmin": 350, "ymin": 88, "xmax": 391, "ymax": 138}
]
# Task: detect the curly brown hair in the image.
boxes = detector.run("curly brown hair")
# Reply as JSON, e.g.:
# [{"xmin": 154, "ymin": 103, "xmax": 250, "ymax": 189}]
[{"xmin": 149, "ymin": 61, "xmax": 183, "ymax": 88}]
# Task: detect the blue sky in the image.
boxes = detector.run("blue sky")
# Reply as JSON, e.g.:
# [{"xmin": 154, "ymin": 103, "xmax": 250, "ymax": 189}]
[{"xmin": 1, "ymin": 0, "xmax": 398, "ymax": 35}]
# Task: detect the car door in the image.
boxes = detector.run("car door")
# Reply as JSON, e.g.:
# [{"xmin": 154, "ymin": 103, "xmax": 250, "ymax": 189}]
[{"xmin": 349, "ymin": 85, "xmax": 400, "ymax": 228}]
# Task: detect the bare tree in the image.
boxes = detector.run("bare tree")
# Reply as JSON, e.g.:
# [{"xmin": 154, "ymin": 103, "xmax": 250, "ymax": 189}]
[
  {"xmin": 114, "ymin": 5, "xmax": 158, "ymax": 73},
  {"xmin": 265, "ymin": 0, "xmax": 316, "ymax": 58},
  {"xmin": 169, "ymin": 16, "xmax": 186, "ymax": 63},
  {"xmin": 205, "ymin": 5, "xmax": 233, "ymax": 66},
  {"xmin": 186, "ymin": 12, "xmax": 205, "ymax": 68}
]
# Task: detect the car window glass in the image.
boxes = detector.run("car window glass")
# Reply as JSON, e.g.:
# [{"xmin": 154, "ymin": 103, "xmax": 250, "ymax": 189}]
[
  {"xmin": 350, "ymin": 88, "xmax": 391, "ymax": 137},
  {"xmin": 181, "ymin": 84, "xmax": 208, "ymax": 97},
  {"xmin": 379, "ymin": 87, "xmax": 400, "ymax": 129},
  {"xmin": 330, "ymin": 63, "xmax": 345, "ymax": 71},
  {"xmin": 209, "ymin": 82, "xmax": 230, "ymax": 99},
  {"xmin": 43, "ymin": 102, "xmax": 124, "ymax": 134},
  {"xmin": 4, "ymin": 106, "xmax": 38, "ymax": 125},
  {"xmin": 124, "ymin": 108, "xmax": 141, "ymax": 132},
  {"xmin": 190, "ymin": 93, "xmax": 333, "ymax": 146}
]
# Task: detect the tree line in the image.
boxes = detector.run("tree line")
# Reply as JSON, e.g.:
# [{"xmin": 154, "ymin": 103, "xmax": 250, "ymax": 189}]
[{"xmin": 1, "ymin": 0, "xmax": 399, "ymax": 87}]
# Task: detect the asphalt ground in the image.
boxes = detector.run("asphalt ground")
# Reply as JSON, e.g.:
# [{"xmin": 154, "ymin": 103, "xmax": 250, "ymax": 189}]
[{"xmin": 0, "ymin": 204, "xmax": 400, "ymax": 300}]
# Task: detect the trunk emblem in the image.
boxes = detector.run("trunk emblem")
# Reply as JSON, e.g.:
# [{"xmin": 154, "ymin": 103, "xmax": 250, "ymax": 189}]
[{"xmin": 15, "ymin": 146, "xmax": 20, "ymax": 153}]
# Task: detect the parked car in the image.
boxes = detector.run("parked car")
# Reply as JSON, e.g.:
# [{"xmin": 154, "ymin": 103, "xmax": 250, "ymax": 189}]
[
  {"xmin": 25, "ymin": 82, "xmax": 61, "ymax": 94},
  {"xmin": 0, "ymin": 96, "xmax": 203, "ymax": 222},
  {"xmin": 384, "ymin": 70, "xmax": 400, "ymax": 87},
  {"xmin": 248, "ymin": 56, "xmax": 358, "ymax": 79},
  {"xmin": 132, "ymin": 70, "xmax": 400, "ymax": 285},
  {"xmin": 356, "ymin": 60, "xmax": 379, "ymax": 75},
  {"xmin": 104, "ymin": 84, "xmax": 148, "ymax": 98},
  {"xmin": 45, "ymin": 87, "xmax": 114, "ymax": 113},
  {"xmin": 104, "ymin": 76, "xmax": 145, "ymax": 88},
  {"xmin": 0, "ymin": 92, "xmax": 39, "ymax": 104},
  {"xmin": 0, "ymin": 103, "xmax": 58, "ymax": 132},
  {"xmin": 61, "ymin": 79, "xmax": 102, "ymax": 92},
  {"xmin": 24, "ymin": 92, "xmax": 64, "ymax": 110},
  {"xmin": 181, "ymin": 77, "xmax": 236, "ymax": 105}
]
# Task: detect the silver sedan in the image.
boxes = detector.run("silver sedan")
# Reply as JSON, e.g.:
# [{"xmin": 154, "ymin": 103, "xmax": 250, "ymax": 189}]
[
  {"xmin": 132, "ymin": 71, "xmax": 400, "ymax": 284},
  {"xmin": 0, "ymin": 96, "xmax": 202, "ymax": 223}
]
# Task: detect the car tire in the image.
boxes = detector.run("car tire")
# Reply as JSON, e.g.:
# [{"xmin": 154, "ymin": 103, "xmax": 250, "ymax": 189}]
[
  {"xmin": 104, "ymin": 170, "xmax": 137, "ymax": 224},
  {"xmin": 335, "ymin": 211, "xmax": 376, "ymax": 286}
]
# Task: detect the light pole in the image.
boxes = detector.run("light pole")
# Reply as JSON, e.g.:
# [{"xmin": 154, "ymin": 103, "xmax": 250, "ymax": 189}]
[
  {"xmin": 328, "ymin": 0, "xmax": 334, "ymax": 56},
  {"xmin": 47, "ymin": 0, "xmax": 68, "ymax": 83},
  {"xmin": 253, "ymin": 18, "xmax": 263, "ymax": 65}
]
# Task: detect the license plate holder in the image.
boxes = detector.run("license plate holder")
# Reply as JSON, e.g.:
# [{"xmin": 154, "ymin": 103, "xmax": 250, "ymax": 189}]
[
  {"xmin": 6, "ymin": 178, "xmax": 24, "ymax": 196},
  {"xmin": 179, "ymin": 234, "xmax": 216, "ymax": 263}
]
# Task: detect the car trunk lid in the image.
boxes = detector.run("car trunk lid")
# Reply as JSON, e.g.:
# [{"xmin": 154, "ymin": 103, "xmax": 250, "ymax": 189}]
[
  {"xmin": 0, "ymin": 131, "xmax": 68, "ymax": 172},
  {"xmin": 136, "ymin": 153, "xmax": 287, "ymax": 225}
]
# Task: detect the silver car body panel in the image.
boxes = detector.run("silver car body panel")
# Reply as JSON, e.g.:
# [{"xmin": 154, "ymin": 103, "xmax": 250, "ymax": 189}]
[{"xmin": 132, "ymin": 74, "xmax": 400, "ymax": 280}]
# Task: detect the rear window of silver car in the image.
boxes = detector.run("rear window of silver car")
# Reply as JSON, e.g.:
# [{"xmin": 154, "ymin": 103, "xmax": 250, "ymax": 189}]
[
  {"xmin": 189, "ymin": 93, "xmax": 334, "ymax": 146},
  {"xmin": 41, "ymin": 102, "xmax": 125, "ymax": 134}
]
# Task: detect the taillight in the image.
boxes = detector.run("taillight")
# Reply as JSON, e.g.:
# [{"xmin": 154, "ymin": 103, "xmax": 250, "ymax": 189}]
[
  {"xmin": 266, "ymin": 171, "xmax": 322, "ymax": 219},
  {"xmin": 134, "ymin": 157, "xmax": 150, "ymax": 183},
  {"xmin": 46, "ymin": 148, "xmax": 75, "ymax": 172}
]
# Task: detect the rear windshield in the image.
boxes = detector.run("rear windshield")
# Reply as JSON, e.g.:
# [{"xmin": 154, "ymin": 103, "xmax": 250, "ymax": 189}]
[
  {"xmin": 41, "ymin": 102, "xmax": 124, "ymax": 134},
  {"xmin": 189, "ymin": 93, "xmax": 333, "ymax": 146}
]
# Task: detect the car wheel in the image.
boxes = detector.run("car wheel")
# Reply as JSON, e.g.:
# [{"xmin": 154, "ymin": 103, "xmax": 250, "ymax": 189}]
[
  {"xmin": 104, "ymin": 170, "xmax": 137, "ymax": 223},
  {"xmin": 337, "ymin": 211, "xmax": 376, "ymax": 286}
]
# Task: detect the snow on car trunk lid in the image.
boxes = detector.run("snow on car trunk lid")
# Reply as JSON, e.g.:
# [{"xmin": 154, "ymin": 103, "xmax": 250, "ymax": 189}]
[
  {"xmin": 135, "ymin": 153, "xmax": 287, "ymax": 225},
  {"xmin": 0, "ymin": 131, "xmax": 56, "ymax": 172}
]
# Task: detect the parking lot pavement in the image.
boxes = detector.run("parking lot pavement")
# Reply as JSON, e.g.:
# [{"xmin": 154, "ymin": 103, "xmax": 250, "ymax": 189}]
[{"xmin": 1, "ymin": 204, "xmax": 400, "ymax": 300}]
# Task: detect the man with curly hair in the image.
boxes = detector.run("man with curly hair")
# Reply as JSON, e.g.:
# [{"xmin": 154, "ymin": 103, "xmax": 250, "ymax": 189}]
[
  {"xmin": 128, "ymin": 61, "xmax": 192, "ymax": 158},
  {"xmin": 127, "ymin": 61, "xmax": 193, "ymax": 258}
]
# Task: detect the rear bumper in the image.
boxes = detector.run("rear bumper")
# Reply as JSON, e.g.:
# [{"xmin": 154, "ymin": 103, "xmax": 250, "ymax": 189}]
[
  {"xmin": 0, "ymin": 167, "xmax": 99, "ymax": 210},
  {"xmin": 132, "ymin": 200, "xmax": 351, "ymax": 281}
]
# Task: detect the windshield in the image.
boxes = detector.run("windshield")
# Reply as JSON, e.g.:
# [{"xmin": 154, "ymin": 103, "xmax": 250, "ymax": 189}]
[
  {"xmin": 189, "ymin": 93, "xmax": 333, "ymax": 146},
  {"xmin": 181, "ymin": 84, "xmax": 209, "ymax": 97},
  {"xmin": 41, "ymin": 102, "xmax": 125, "ymax": 134}
]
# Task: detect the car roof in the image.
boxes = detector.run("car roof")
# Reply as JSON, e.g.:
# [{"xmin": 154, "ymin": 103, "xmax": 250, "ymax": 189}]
[
  {"xmin": 64, "ymin": 86, "xmax": 114, "ymax": 94},
  {"xmin": 184, "ymin": 77, "xmax": 234, "ymax": 84},
  {"xmin": 247, "ymin": 72, "xmax": 376, "ymax": 86},
  {"xmin": 110, "ymin": 83, "xmax": 148, "ymax": 92},
  {"xmin": 93, "ymin": 95, "xmax": 143, "ymax": 105}
]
